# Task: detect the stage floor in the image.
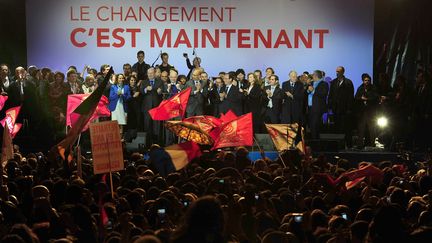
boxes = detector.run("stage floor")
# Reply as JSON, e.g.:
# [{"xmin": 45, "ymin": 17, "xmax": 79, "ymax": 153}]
[{"xmin": 248, "ymin": 148, "xmax": 426, "ymax": 165}]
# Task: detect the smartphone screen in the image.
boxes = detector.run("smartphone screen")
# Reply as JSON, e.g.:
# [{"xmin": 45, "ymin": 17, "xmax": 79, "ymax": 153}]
[{"xmin": 341, "ymin": 213, "xmax": 348, "ymax": 220}]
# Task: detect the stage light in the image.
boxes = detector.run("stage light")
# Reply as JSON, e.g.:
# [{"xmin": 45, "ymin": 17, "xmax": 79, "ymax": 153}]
[{"xmin": 377, "ymin": 116, "xmax": 388, "ymax": 128}]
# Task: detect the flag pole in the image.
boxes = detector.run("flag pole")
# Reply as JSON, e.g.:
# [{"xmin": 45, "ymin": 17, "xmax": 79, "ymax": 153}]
[
  {"xmin": 77, "ymin": 133, "xmax": 82, "ymax": 147},
  {"xmin": 253, "ymin": 136, "xmax": 266, "ymax": 160},
  {"xmin": 76, "ymin": 146, "xmax": 82, "ymax": 178},
  {"xmin": 106, "ymin": 137, "xmax": 114, "ymax": 199}
]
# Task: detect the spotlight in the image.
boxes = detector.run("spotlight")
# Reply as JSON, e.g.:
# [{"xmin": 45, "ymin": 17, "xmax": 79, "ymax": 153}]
[{"xmin": 377, "ymin": 116, "xmax": 388, "ymax": 128}]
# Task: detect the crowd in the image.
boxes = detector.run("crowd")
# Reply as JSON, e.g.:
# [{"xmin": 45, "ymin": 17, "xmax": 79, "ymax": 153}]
[
  {"xmin": 1, "ymin": 51, "xmax": 432, "ymax": 151},
  {"xmin": 2, "ymin": 145, "xmax": 432, "ymax": 242}
]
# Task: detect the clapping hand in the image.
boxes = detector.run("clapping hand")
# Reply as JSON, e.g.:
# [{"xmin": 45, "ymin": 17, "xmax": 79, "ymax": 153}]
[{"xmin": 266, "ymin": 89, "xmax": 272, "ymax": 97}]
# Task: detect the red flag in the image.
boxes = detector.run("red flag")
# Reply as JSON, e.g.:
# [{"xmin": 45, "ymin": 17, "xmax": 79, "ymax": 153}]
[
  {"xmin": 1, "ymin": 106, "xmax": 22, "ymax": 138},
  {"xmin": 220, "ymin": 110, "xmax": 238, "ymax": 124},
  {"xmin": 52, "ymin": 67, "xmax": 114, "ymax": 161},
  {"xmin": 0, "ymin": 95, "xmax": 8, "ymax": 111},
  {"xmin": 211, "ymin": 112, "xmax": 253, "ymax": 150},
  {"xmin": 183, "ymin": 115, "xmax": 222, "ymax": 133},
  {"xmin": 345, "ymin": 176, "xmax": 366, "ymax": 190},
  {"xmin": 1, "ymin": 125, "xmax": 14, "ymax": 186},
  {"xmin": 148, "ymin": 87, "xmax": 191, "ymax": 120},
  {"xmin": 67, "ymin": 94, "xmax": 110, "ymax": 130},
  {"xmin": 340, "ymin": 163, "xmax": 383, "ymax": 186}
]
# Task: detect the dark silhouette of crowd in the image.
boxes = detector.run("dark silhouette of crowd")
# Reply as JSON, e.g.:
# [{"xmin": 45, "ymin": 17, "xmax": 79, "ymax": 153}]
[{"xmin": 2, "ymin": 145, "xmax": 432, "ymax": 242}]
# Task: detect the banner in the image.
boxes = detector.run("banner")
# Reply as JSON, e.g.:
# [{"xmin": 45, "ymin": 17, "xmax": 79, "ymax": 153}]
[
  {"xmin": 26, "ymin": 0, "xmax": 373, "ymax": 88},
  {"xmin": 89, "ymin": 121, "xmax": 124, "ymax": 174}
]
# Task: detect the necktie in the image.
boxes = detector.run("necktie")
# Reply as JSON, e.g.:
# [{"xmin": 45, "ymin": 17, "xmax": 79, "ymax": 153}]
[
  {"xmin": 268, "ymin": 87, "xmax": 274, "ymax": 108},
  {"xmin": 150, "ymin": 80, "xmax": 154, "ymax": 87},
  {"xmin": 291, "ymin": 82, "xmax": 294, "ymax": 88},
  {"xmin": 225, "ymin": 86, "xmax": 229, "ymax": 93}
]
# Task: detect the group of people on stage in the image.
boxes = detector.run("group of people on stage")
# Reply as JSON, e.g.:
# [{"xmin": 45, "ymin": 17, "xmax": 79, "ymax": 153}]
[{"xmin": 1, "ymin": 51, "xmax": 431, "ymax": 150}]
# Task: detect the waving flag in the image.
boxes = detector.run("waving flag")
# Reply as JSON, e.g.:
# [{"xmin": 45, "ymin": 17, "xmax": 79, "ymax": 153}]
[
  {"xmin": 149, "ymin": 141, "xmax": 202, "ymax": 176},
  {"xmin": 66, "ymin": 94, "xmax": 110, "ymax": 129},
  {"xmin": 220, "ymin": 110, "xmax": 238, "ymax": 124},
  {"xmin": 211, "ymin": 112, "xmax": 253, "ymax": 150},
  {"xmin": 0, "ymin": 106, "xmax": 22, "ymax": 138},
  {"xmin": 0, "ymin": 95, "xmax": 8, "ymax": 111},
  {"xmin": 149, "ymin": 87, "xmax": 191, "ymax": 120},
  {"xmin": 52, "ymin": 67, "xmax": 114, "ymax": 161},
  {"xmin": 265, "ymin": 123, "xmax": 304, "ymax": 153}
]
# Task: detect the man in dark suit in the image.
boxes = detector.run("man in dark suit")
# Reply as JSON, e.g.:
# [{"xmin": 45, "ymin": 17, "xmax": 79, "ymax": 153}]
[
  {"xmin": 185, "ymin": 69, "xmax": 208, "ymax": 117},
  {"xmin": 412, "ymin": 70, "xmax": 432, "ymax": 150},
  {"xmin": 140, "ymin": 67, "xmax": 164, "ymax": 146},
  {"xmin": 355, "ymin": 73, "xmax": 378, "ymax": 147},
  {"xmin": 220, "ymin": 72, "xmax": 242, "ymax": 115},
  {"xmin": 208, "ymin": 77, "xmax": 225, "ymax": 117},
  {"xmin": 307, "ymin": 70, "xmax": 329, "ymax": 139},
  {"xmin": 281, "ymin": 71, "xmax": 304, "ymax": 125},
  {"xmin": 157, "ymin": 52, "xmax": 175, "ymax": 74},
  {"xmin": 6, "ymin": 67, "xmax": 39, "ymax": 132},
  {"xmin": 264, "ymin": 75, "xmax": 283, "ymax": 124},
  {"xmin": 0, "ymin": 63, "xmax": 11, "ymax": 94},
  {"xmin": 132, "ymin": 50, "xmax": 151, "ymax": 82},
  {"xmin": 328, "ymin": 66, "xmax": 355, "ymax": 148},
  {"xmin": 65, "ymin": 69, "xmax": 83, "ymax": 95}
]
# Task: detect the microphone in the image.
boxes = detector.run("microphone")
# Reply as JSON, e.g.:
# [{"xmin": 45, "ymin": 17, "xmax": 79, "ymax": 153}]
[{"xmin": 152, "ymin": 50, "xmax": 163, "ymax": 67}]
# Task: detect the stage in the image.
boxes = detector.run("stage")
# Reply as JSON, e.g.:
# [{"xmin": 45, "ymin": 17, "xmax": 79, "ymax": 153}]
[{"xmin": 247, "ymin": 148, "xmax": 425, "ymax": 165}]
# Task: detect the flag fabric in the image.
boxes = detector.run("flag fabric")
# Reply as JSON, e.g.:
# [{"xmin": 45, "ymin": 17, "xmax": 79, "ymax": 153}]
[
  {"xmin": 1, "ymin": 125, "xmax": 14, "ymax": 186},
  {"xmin": 183, "ymin": 115, "xmax": 222, "ymax": 133},
  {"xmin": 53, "ymin": 67, "xmax": 114, "ymax": 161},
  {"xmin": 341, "ymin": 163, "xmax": 383, "ymax": 184},
  {"xmin": 0, "ymin": 95, "xmax": 8, "ymax": 111},
  {"xmin": 345, "ymin": 176, "xmax": 366, "ymax": 190},
  {"xmin": 265, "ymin": 123, "xmax": 303, "ymax": 152},
  {"xmin": 0, "ymin": 106, "xmax": 22, "ymax": 138},
  {"xmin": 149, "ymin": 141, "xmax": 202, "ymax": 176},
  {"xmin": 66, "ymin": 94, "xmax": 110, "ymax": 129},
  {"xmin": 219, "ymin": 110, "xmax": 238, "ymax": 124},
  {"xmin": 211, "ymin": 112, "xmax": 253, "ymax": 150},
  {"xmin": 148, "ymin": 87, "xmax": 191, "ymax": 120}
]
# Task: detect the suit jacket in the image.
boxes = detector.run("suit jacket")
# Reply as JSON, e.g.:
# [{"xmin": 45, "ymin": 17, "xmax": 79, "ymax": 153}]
[
  {"xmin": 209, "ymin": 85, "xmax": 225, "ymax": 117},
  {"xmin": 355, "ymin": 84, "xmax": 378, "ymax": 114},
  {"xmin": 185, "ymin": 79, "xmax": 208, "ymax": 116},
  {"xmin": 281, "ymin": 81, "xmax": 304, "ymax": 123},
  {"xmin": 264, "ymin": 85, "xmax": 283, "ymax": 115},
  {"xmin": 64, "ymin": 81, "xmax": 83, "ymax": 95},
  {"xmin": 308, "ymin": 81, "xmax": 329, "ymax": 115},
  {"xmin": 328, "ymin": 77, "xmax": 354, "ymax": 115},
  {"xmin": 140, "ymin": 78, "xmax": 164, "ymax": 111},
  {"xmin": 6, "ymin": 79, "xmax": 38, "ymax": 121},
  {"xmin": 220, "ymin": 84, "xmax": 243, "ymax": 115},
  {"xmin": 109, "ymin": 84, "xmax": 132, "ymax": 112},
  {"xmin": 412, "ymin": 83, "xmax": 432, "ymax": 118},
  {"xmin": 245, "ymin": 84, "xmax": 263, "ymax": 115},
  {"xmin": 132, "ymin": 61, "xmax": 151, "ymax": 81}
]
